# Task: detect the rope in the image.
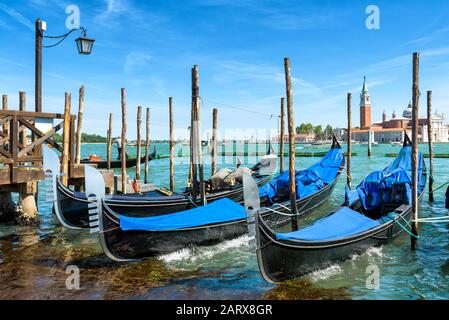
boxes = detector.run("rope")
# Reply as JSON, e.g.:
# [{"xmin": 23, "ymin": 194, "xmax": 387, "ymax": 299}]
[
  {"xmin": 199, "ymin": 97, "xmax": 273, "ymax": 117},
  {"xmin": 385, "ymin": 213, "xmax": 420, "ymax": 239}
]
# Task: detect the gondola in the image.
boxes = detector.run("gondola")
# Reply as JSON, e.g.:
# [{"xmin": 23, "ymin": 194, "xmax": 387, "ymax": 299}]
[
  {"xmin": 80, "ymin": 146, "xmax": 157, "ymax": 169},
  {"xmin": 254, "ymin": 135, "xmax": 427, "ymax": 283},
  {"xmin": 46, "ymin": 146, "xmax": 276, "ymax": 229},
  {"xmin": 92, "ymin": 138, "xmax": 345, "ymax": 261}
]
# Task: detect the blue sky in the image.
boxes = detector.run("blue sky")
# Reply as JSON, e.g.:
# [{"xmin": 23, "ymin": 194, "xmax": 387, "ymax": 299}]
[{"xmin": 1, "ymin": 0, "xmax": 449, "ymax": 139}]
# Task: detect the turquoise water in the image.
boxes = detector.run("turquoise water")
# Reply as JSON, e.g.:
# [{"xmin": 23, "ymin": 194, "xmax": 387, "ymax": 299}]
[{"xmin": 0, "ymin": 142, "xmax": 448, "ymax": 300}]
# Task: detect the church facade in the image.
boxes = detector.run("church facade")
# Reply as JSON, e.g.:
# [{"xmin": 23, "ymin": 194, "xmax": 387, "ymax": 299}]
[{"xmin": 345, "ymin": 78, "xmax": 449, "ymax": 143}]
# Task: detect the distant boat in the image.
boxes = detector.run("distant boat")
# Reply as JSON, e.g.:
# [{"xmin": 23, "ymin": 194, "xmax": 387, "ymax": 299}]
[{"xmin": 391, "ymin": 141, "xmax": 402, "ymax": 146}]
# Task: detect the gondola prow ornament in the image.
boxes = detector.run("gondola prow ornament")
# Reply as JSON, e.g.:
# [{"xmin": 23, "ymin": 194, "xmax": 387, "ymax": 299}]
[
  {"xmin": 243, "ymin": 172, "xmax": 261, "ymax": 250},
  {"xmin": 84, "ymin": 165, "xmax": 106, "ymax": 234}
]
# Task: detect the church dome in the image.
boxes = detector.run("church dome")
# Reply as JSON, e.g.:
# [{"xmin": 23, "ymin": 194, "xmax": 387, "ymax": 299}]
[{"xmin": 402, "ymin": 102, "xmax": 412, "ymax": 118}]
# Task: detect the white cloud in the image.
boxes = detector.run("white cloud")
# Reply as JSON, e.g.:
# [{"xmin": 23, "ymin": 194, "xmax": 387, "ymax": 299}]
[
  {"xmin": 124, "ymin": 51, "xmax": 152, "ymax": 75},
  {"xmin": 0, "ymin": 4, "xmax": 33, "ymax": 31}
]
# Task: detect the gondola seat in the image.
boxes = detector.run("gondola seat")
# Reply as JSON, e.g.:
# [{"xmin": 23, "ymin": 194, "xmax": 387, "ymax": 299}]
[
  {"xmin": 275, "ymin": 207, "xmax": 380, "ymax": 242},
  {"xmin": 118, "ymin": 198, "xmax": 245, "ymax": 231}
]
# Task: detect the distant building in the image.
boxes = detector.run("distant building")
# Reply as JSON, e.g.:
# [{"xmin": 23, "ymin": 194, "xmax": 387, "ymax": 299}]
[{"xmin": 344, "ymin": 78, "xmax": 449, "ymax": 143}]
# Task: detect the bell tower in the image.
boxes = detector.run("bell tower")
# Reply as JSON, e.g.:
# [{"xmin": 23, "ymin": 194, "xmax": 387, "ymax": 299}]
[{"xmin": 360, "ymin": 76, "xmax": 372, "ymax": 129}]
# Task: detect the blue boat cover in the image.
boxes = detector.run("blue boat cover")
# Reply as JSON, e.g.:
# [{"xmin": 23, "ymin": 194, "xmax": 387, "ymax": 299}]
[
  {"xmin": 345, "ymin": 146, "xmax": 425, "ymax": 211},
  {"xmin": 259, "ymin": 148, "xmax": 344, "ymax": 205},
  {"xmin": 119, "ymin": 198, "xmax": 245, "ymax": 231},
  {"xmin": 275, "ymin": 207, "xmax": 380, "ymax": 241}
]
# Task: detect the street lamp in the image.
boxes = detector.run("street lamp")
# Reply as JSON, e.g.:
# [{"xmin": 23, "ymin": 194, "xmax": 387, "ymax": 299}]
[{"xmin": 35, "ymin": 18, "xmax": 94, "ymax": 112}]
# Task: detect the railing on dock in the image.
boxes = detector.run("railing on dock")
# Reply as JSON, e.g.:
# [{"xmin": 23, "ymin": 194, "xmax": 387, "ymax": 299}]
[{"xmin": 0, "ymin": 110, "xmax": 75, "ymax": 186}]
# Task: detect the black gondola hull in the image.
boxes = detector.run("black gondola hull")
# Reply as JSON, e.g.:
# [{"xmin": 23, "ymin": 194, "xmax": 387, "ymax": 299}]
[
  {"xmin": 98, "ymin": 172, "xmax": 343, "ymax": 261},
  {"xmin": 255, "ymin": 200, "xmax": 418, "ymax": 283},
  {"xmin": 55, "ymin": 176, "xmax": 272, "ymax": 229}
]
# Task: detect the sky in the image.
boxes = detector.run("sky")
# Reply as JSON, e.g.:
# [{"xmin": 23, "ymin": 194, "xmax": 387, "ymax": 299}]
[{"xmin": 1, "ymin": 0, "xmax": 449, "ymax": 140}]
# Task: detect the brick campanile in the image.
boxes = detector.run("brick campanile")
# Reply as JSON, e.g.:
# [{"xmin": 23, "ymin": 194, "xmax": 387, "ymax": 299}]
[{"xmin": 360, "ymin": 76, "xmax": 371, "ymax": 129}]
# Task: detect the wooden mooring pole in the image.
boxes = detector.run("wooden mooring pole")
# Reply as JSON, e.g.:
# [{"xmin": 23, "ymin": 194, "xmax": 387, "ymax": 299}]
[
  {"xmin": 190, "ymin": 67, "xmax": 198, "ymax": 200},
  {"xmin": 411, "ymin": 52, "xmax": 420, "ymax": 250},
  {"xmin": 280, "ymin": 97, "xmax": 285, "ymax": 173},
  {"xmin": 368, "ymin": 126, "xmax": 372, "ymax": 157},
  {"xmin": 284, "ymin": 58, "xmax": 298, "ymax": 231},
  {"xmin": 75, "ymin": 85, "xmax": 84, "ymax": 165},
  {"xmin": 144, "ymin": 108, "xmax": 150, "ymax": 184},
  {"xmin": 121, "ymin": 88, "xmax": 127, "ymax": 194},
  {"xmin": 61, "ymin": 93, "xmax": 71, "ymax": 186},
  {"xmin": 136, "ymin": 106, "xmax": 142, "ymax": 181},
  {"xmin": 347, "ymin": 93, "xmax": 352, "ymax": 188},
  {"xmin": 427, "ymin": 91, "xmax": 434, "ymax": 203},
  {"xmin": 193, "ymin": 65, "xmax": 206, "ymax": 205},
  {"xmin": 169, "ymin": 97, "xmax": 175, "ymax": 191},
  {"xmin": 211, "ymin": 108, "xmax": 218, "ymax": 175},
  {"xmin": 107, "ymin": 113, "xmax": 112, "ymax": 170}
]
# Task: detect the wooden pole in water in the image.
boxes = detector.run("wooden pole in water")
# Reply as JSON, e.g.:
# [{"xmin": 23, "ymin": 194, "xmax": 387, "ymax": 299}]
[
  {"xmin": 19, "ymin": 91, "xmax": 26, "ymax": 147},
  {"xmin": 193, "ymin": 65, "xmax": 206, "ymax": 205},
  {"xmin": 211, "ymin": 108, "xmax": 218, "ymax": 175},
  {"xmin": 144, "ymin": 108, "xmax": 150, "ymax": 184},
  {"xmin": 75, "ymin": 85, "xmax": 84, "ymax": 165},
  {"xmin": 107, "ymin": 113, "xmax": 112, "ymax": 170},
  {"xmin": 61, "ymin": 92, "xmax": 71, "ymax": 186},
  {"xmin": 411, "ymin": 52, "xmax": 420, "ymax": 250},
  {"xmin": 169, "ymin": 97, "xmax": 175, "ymax": 191},
  {"xmin": 1, "ymin": 95, "xmax": 8, "ymax": 140},
  {"xmin": 427, "ymin": 91, "xmax": 434, "ymax": 203},
  {"xmin": 190, "ymin": 67, "xmax": 198, "ymax": 201},
  {"xmin": 368, "ymin": 126, "xmax": 372, "ymax": 157},
  {"xmin": 280, "ymin": 97, "xmax": 285, "ymax": 173},
  {"xmin": 347, "ymin": 93, "xmax": 352, "ymax": 188},
  {"xmin": 284, "ymin": 58, "xmax": 298, "ymax": 231},
  {"xmin": 121, "ymin": 88, "xmax": 127, "ymax": 194},
  {"xmin": 136, "ymin": 106, "xmax": 142, "ymax": 181}
]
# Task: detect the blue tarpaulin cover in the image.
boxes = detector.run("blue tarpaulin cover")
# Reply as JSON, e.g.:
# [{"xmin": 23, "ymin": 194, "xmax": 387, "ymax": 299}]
[
  {"xmin": 259, "ymin": 148, "xmax": 344, "ymax": 205},
  {"xmin": 345, "ymin": 146, "xmax": 425, "ymax": 211},
  {"xmin": 119, "ymin": 198, "xmax": 245, "ymax": 231},
  {"xmin": 275, "ymin": 207, "xmax": 380, "ymax": 241}
]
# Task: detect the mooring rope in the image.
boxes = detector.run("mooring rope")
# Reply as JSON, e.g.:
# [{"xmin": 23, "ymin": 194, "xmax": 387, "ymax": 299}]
[{"xmin": 384, "ymin": 213, "xmax": 420, "ymax": 239}]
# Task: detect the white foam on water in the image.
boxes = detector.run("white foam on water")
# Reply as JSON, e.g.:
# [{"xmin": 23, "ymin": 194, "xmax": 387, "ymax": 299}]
[
  {"xmin": 157, "ymin": 235, "xmax": 251, "ymax": 265},
  {"xmin": 309, "ymin": 264, "xmax": 343, "ymax": 282},
  {"xmin": 158, "ymin": 248, "xmax": 192, "ymax": 263}
]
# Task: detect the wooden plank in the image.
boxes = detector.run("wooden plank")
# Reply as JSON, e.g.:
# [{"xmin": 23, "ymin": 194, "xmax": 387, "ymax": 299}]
[{"xmin": 0, "ymin": 110, "xmax": 64, "ymax": 119}]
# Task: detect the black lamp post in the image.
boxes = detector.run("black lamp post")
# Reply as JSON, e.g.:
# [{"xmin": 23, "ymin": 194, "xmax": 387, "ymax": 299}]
[{"xmin": 35, "ymin": 18, "xmax": 94, "ymax": 113}]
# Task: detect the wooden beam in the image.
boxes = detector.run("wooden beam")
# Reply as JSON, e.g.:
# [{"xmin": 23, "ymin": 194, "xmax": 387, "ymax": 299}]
[
  {"xmin": 284, "ymin": 58, "xmax": 298, "ymax": 231},
  {"xmin": 347, "ymin": 93, "xmax": 352, "ymax": 188},
  {"xmin": 280, "ymin": 97, "xmax": 285, "ymax": 173},
  {"xmin": 75, "ymin": 85, "xmax": 84, "ymax": 164},
  {"xmin": 411, "ymin": 52, "xmax": 420, "ymax": 250},
  {"xmin": 61, "ymin": 93, "xmax": 71, "ymax": 185},
  {"xmin": 121, "ymin": 88, "xmax": 127, "ymax": 194},
  {"xmin": 19, "ymin": 91, "xmax": 26, "ymax": 148},
  {"xmin": 427, "ymin": 90, "xmax": 434, "ymax": 202},
  {"xmin": 193, "ymin": 65, "xmax": 205, "ymax": 205},
  {"xmin": 136, "ymin": 106, "xmax": 142, "ymax": 181},
  {"xmin": 169, "ymin": 97, "xmax": 175, "ymax": 191},
  {"xmin": 144, "ymin": 108, "xmax": 150, "ymax": 184},
  {"xmin": 107, "ymin": 113, "xmax": 112, "ymax": 170},
  {"xmin": 211, "ymin": 108, "xmax": 218, "ymax": 175}
]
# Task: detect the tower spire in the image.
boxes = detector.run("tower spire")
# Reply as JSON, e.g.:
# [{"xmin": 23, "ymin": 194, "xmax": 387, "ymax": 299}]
[{"xmin": 362, "ymin": 76, "xmax": 369, "ymax": 94}]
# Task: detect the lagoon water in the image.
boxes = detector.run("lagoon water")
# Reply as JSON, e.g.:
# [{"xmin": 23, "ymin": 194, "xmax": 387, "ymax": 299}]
[{"xmin": 1, "ymin": 142, "xmax": 449, "ymax": 300}]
